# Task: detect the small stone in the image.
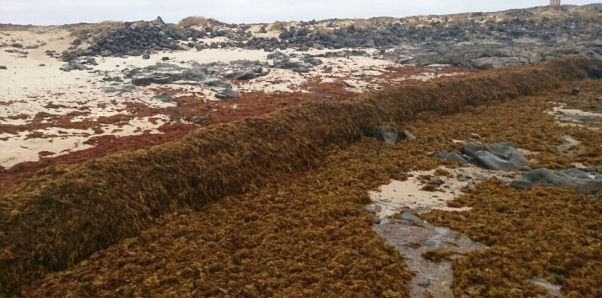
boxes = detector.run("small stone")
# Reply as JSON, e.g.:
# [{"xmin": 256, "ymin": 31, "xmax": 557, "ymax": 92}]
[
  {"xmin": 422, "ymin": 238, "xmax": 440, "ymax": 248},
  {"xmin": 161, "ymin": 56, "xmax": 170, "ymax": 61},
  {"xmin": 85, "ymin": 57, "xmax": 97, "ymax": 65},
  {"xmin": 153, "ymin": 92, "xmax": 172, "ymax": 103},
  {"xmin": 400, "ymin": 212, "xmax": 434, "ymax": 229},
  {"xmin": 466, "ymin": 181, "xmax": 477, "ymax": 192},
  {"xmin": 571, "ymin": 87, "xmax": 580, "ymax": 96},
  {"xmin": 365, "ymin": 125, "xmax": 398, "ymax": 145},
  {"xmin": 418, "ymin": 279, "xmax": 431, "ymax": 288},
  {"xmin": 189, "ymin": 114, "xmax": 211, "ymax": 125},
  {"xmin": 472, "ymin": 173, "xmax": 488, "ymax": 181},
  {"xmin": 0, "ymin": 65, "xmax": 7, "ymax": 70},
  {"xmin": 142, "ymin": 53, "xmax": 151, "ymax": 59},
  {"xmin": 365, "ymin": 204, "xmax": 382, "ymax": 214},
  {"xmin": 401, "ymin": 129, "xmax": 416, "ymax": 141},
  {"xmin": 214, "ymin": 87, "xmax": 239, "ymax": 100},
  {"xmin": 379, "ymin": 218, "xmax": 391, "ymax": 225},
  {"xmin": 430, "ymin": 176, "xmax": 444, "ymax": 186}
]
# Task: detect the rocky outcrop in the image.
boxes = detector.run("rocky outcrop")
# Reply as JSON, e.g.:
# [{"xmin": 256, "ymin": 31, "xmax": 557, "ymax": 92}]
[
  {"xmin": 60, "ymin": 5, "xmax": 601, "ymax": 69},
  {"xmin": 59, "ymin": 57, "xmax": 97, "ymax": 72},
  {"xmin": 65, "ymin": 17, "xmax": 204, "ymax": 58},
  {"xmin": 267, "ymin": 51, "xmax": 323, "ymax": 73},
  {"xmin": 123, "ymin": 60, "xmax": 272, "ymax": 99}
]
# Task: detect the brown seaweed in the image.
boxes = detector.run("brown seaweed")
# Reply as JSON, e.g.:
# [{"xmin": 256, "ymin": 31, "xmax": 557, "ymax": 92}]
[{"xmin": 1, "ymin": 58, "xmax": 599, "ymax": 294}]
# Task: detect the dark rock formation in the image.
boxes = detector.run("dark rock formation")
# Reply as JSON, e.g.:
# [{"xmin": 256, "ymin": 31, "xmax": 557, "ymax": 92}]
[
  {"xmin": 59, "ymin": 6, "xmax": 601, "ymax": 70},
  {"xmin": 459, "ymin": 142, "xmax": 528, "ymax": 171},
  {"xmin": 64, "ymin": 17, "xmax": 205, "ymax": 58},
  {"xmin": 511, "ymin": 167, "xmax": 602, "ymax": 194},
  {"xmin": 435, "ymin": 142, "xmax": 529, "ymax": 171}
]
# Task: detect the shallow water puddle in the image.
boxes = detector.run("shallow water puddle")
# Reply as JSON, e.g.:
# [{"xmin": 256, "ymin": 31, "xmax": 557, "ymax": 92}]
[
  {"xmin": 366, "ymin": 166, "xmax": 499, "ymax": 296},
  {"xmin": 374, "ymin": 215, "xmax": 485, "ymax": 297}
]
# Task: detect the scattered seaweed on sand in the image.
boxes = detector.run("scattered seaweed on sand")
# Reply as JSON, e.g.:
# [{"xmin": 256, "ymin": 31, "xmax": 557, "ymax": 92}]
[{"xmin": 1, "ymin": 58, "xmax": 600, "ymax": 294}]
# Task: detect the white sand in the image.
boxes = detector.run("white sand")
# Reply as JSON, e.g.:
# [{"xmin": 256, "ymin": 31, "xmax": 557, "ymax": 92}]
[
  {"xmin": 369, "ymin": 166, "xmax": 512, "ymax": 218},
  {"xmin": 0, "ymin": 116, "xmax": 168, "ymax": 168},
  {"xmin": 0, "ymin": 27, "xmax": 180, "ymax": 167},
  {"xmin": 548, "ymin": 105, "xmax": 602, "ymax": 121},
  {"xmin": 1, "ymin": 27, "xmax": 462, "ymax": 169},
  {"xmin": 237, "ymin": 68, "xmax": 306, "ymax": 93}
]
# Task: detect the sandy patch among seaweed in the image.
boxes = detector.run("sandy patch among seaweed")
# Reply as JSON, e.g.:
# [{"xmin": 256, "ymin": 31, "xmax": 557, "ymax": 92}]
[{"xmin": 368, "ymin": 166, "xmax": 514, "ymax": 218}]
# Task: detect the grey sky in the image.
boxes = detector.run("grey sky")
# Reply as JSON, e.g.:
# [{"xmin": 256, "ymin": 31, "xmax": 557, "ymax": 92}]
[{"xmin": 0, "ymin": 0, "xmax": 598, "ymax": 25}]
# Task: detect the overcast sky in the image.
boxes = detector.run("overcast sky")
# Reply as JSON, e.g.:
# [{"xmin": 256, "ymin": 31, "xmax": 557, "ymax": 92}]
[{"xmin": 0, "ymin": 0, "xmax": 597, "ymax": 25}]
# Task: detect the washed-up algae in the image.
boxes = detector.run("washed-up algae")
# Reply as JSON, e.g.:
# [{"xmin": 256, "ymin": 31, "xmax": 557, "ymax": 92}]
[
  {"xmin": 1, "ymin": 58, "xmax": 601, "ymax": 293},
  {"xmin": 422, "ymin": 181, "xmax": 601, "ymax": 297},
  {"xmin": 23, "ymin": 141, "xmax": 415, "ymax": 296},
  {"xmin": 24, "ymin": 78, "xmax": 602, "ymax": 296}
]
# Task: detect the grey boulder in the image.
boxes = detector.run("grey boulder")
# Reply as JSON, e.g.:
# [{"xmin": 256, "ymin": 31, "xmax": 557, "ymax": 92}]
[
  {"xmin": 214, "ymin": 86, "xmax": 239, "ymax": 99},
  {"xmin": 153, "ymin": 92, "xmax": 173, "ymax": 103},
  {"xmin": 401, "ymin": 129, "xmax": 416, "ymax": 141},
  {"xmin": 224, "ymin": 69, "xmax": 269, "ymax": 80},
  {"xmin": 128, "ymin": 63, "xmax": 207, "ymax": 86},
  {"xmin": 461, "ymin": 142, "xmax": 529, "ymax": 171},
  {"xmin": 60, "ymin": 60, "xmax": 90, "ymax": 72},
  {"xmin": 433, "ymin": 150, "xmax": 469, "ymax": 165},
  {"xmin": 365, "ymin": 125, "xmax": 399, "ymax": 145},
  {"xmin": 511, "ymin": 168, "xmax": 602, "ymax": 194},
  {"xmin": 205, "ymin": 79, "xmax": 239, "ymax": 99}
]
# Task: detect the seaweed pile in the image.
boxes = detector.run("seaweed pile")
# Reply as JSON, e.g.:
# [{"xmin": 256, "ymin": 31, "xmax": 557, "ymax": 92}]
[
  {"xmin": 24, "ymin": 145, "xmax": 415, "ymax": 296},
  {"xmin": 23, "ymin": 78, "xmax": 601, "ymax": 296},
  {"xmin": 423, "ymin": 181, "xmax": 601, "ymax": 296},
  {"xmin": 0, "ymin": 58, "xmax": 600, "ymax": 293}
]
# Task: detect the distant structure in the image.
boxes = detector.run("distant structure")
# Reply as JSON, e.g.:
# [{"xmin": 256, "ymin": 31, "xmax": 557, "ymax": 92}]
[{"xmin": 550, "ymin": 0, "xmax": 561, "ymax": 8}]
